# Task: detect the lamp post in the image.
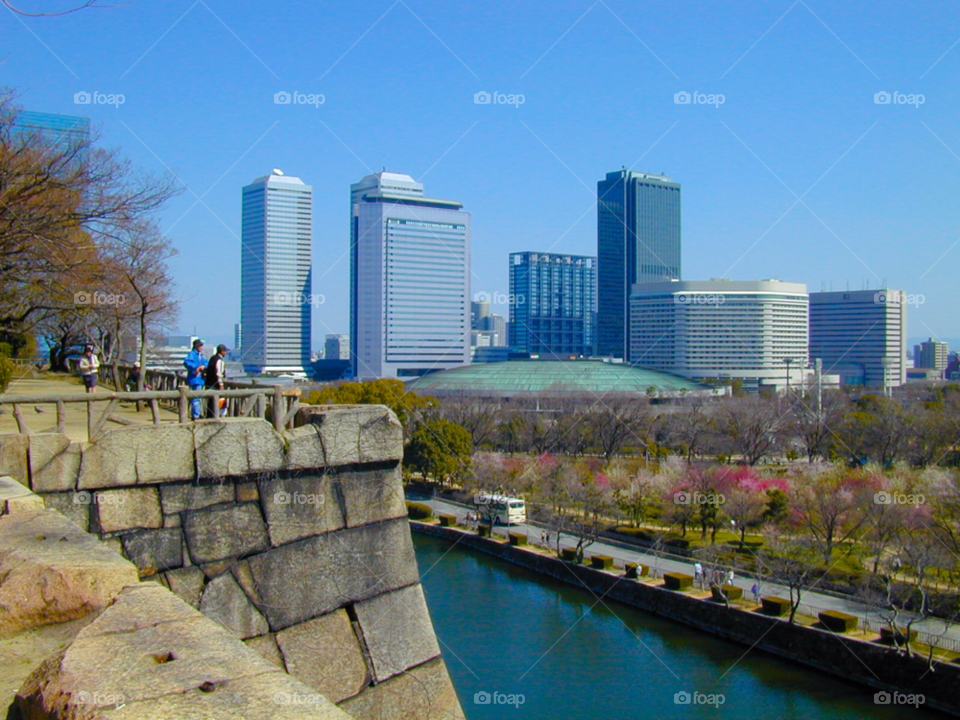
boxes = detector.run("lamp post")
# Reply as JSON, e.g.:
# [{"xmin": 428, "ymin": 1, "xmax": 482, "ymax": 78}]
[{"xmin": 783, "ymin": 357, "xmax": 794, "ymax": 396}]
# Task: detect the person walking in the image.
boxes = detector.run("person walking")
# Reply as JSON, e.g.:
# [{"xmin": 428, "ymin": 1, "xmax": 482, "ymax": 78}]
[
  {"xmin": 751, "ymin": 582, "xmax": 760, "ymax": 603},
  {"xmin": 204, "ymin": 344, "xmax": 229, "ymax": 418},
  {"xmin": 78, "ymin": 346, "xmax": 100, "ymax": 393},
  {"xmin": 694, "ymin": 562, "xmax": 703, "ymax": 587},
  {"xmin": 183, "ymin": 339, "xmax": 207, "ymax": 420},
  {"xmin": 726, "ymin": 569, "xmax": 735, "ymax": 586}
]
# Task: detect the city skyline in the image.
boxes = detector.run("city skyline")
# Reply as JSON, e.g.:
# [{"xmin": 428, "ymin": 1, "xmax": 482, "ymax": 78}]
[{"xmin": 5, "ymin": 2, "xmax": 959, "ymax": 351}]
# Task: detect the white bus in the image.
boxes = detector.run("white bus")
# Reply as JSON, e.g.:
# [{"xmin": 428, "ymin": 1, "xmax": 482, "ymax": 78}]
[{"xmin": 475, "ymin": 493, "xmax": 526, "ymax": 526}]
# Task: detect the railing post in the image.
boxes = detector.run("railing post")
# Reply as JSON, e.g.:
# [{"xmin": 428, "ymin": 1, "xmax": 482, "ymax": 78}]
[
  {"xmin": 12, "ymin": 404, "xmax": 27, "ymax": 434},
  {"xmin": 178, "ymin": 385, "xmax": 189, "ymax": 424},
  {"xmin": 56, "ymin": 400, "xmax": 66, "ymax": 434},
  {"xmin": 273, "ymin": 385, "xmax": 283, "ymax": 432},
  {"xmin": 87, "ymin": 399, "xmax": 94, "ymax": 441},
  {"xmin": 149, "ymin": 398, "xmax": 161, "ymax": 425},
  {"xmin": 256, "ymin": 391, "xmax": 266, "ymax": 420}
]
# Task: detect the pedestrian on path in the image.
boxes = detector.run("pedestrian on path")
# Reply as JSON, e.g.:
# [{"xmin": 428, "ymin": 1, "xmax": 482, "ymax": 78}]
[
  {"xmin": 183, "ymin": 339, "xmax": 207, "ymax": 420},
  {"xmin": 751, "ymin": 582, "xmax": 760, "ymax": 603},
  {"xmin": 726, "ymin": 570, "xmax": 735, "ymax": 586},
  {"xmin": 78, "ymin": 346, "xmax": 100, "ymax": 393},
  {"xmin": 694, "ymin": 562, "xmax": 703, "ymax": 587}
]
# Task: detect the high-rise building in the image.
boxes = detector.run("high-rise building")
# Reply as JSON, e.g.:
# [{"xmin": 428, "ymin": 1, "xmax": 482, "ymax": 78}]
[
  {"xmin": 234, "ymin": 323, "xmax": 242, "ymax": 351},
  {"xmin": 240, "ymin": 171, "xmax": 313, "ymax": 375},
  {"xmin": 809, "ymin": 290, "xmax": 907, "ymax": 389},
  {"xmin": 471, "ymin": 300, "xmax": 490, "ymax": 329},
  {"xmin": 13, "ymin": 110, "xmax": 90, "ymax": 146},
  {"xmin": 914, "ymin": 337, "xmax": 948, "ymax": 372},
  {"xmin": 630, "ymin": 279, "xmax": 809, "ymax": 391},
  {"xmin": 509, "ymin": 252, "xmax": 597, "ymax": 357},
  {"xmin": 325, "ymin": 334, "xmax": 350, "ymax": 361},
  {"xmin": 350, "ymin": 172, "xmax": 470, "ymax": 379},
  {"xmin": 597, "ymin": 169, "xmax": 681, "ymax": 360},
  {"xmin": 479, "ymin": 313, "xmax": 507, "ymax": 347}
]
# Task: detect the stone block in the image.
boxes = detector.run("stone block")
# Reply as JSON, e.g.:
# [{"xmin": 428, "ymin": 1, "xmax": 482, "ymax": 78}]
[
  {"xmin": 231, "ymin": 559, "xmax": 262, "ymax": 605},
  {"xmin": 163, "ymin": 513, "xmax": 181, "ymax": 527},
  {"xmin": 248, "ymin": 518, "xmax": 419, "ymax": 631},
  {"xmin": 237, "ymin": 481, "xmax": 259, "ymax": 502},
  {"xmin": 201, "ymin": 559, "xmax": 236, "ymax": 579},
  {"xmin": 15, "ymin": 583, "xmax": 351, "ymax": 719},
  {"xmin": 243, "ymin": 633, "xmax": 284, "ymax": 668},
  {"xmin": 0, "ymin": 475, "xmax": 44, "ymax": 515},
  {"xmin": 261, "ymin": 474, "xmax": 344, "ymax": 546},
  {"xmin": 0, "ymin": 508, "xmax": 139, "ymax": 637},
  {"xmin": 0, "ymin": 434, "xmax": 28, "ymax": 485},
  {"xmin": 339, "ymin": 657, "xmax": 465, "ymax": 720},
  {"xmin": 200, "ymin": 572, "xmax": 270, "ymax": 640},
  {"xmin": 78, "ymin": 424, "xmax": 195, "ymax": 489},
  {"xmin": 163, "ymin": 566, "xmax": 205, "ymax": 608},
  {"xmin": 354, "ymin": 584, "xmax": 440, "ymax": 683},
  {"xmin": 39, "ymin": 491, "xmax": 90, "ymax": 531},
  {"xmin": 337, "ymin": 465, "xmax": 406, "ymax": 528},
  {"xmin": 160, "ymin": 480, "xmax": 234, "ymax": 515},
  {"xmin": 95, "ymin": 486, "xmax": 162, "ymax": 533},
  {"xmin": 28, "ymin": 433, "xmax": 80, "ymax": 492},
  {"xmin": 194, "ymin": 419, "xmax": 284, "ymax": 478},
  {"xmin": 304, "ymin": 406, "xmax": 403, "ymax": 468},
  {"xmin": 121, "ymin": 528, "xmax": 184, "ymax": 577},
  {"xmin": 183, "ymin": 503, "xmax": 269, "ymax": 564},
  {"xmin": 285, "ymin": 424, "xmax": 326, "ymax": 470},
  {"xmin": 276, "ymin": 609, "xmax": 369, "ymax": 703}
]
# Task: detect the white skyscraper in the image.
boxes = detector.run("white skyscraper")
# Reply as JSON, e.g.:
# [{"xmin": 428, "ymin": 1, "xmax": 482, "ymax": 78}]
[
  {"xmin": 350, "ymin": 172, "xmax": 470, "ymax": 379},
  {"xmin": 240, "ymin": 171, "xmax": 312, "ymax": 375}
]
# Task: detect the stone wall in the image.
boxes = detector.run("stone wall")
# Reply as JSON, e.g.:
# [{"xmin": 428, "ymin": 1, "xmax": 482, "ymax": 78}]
[
  {"xmin": 415, "ymin": 522, "xmax": 960, "ymax": 717},
  {"xmin": 0, "ymin": 406, "xmax": 464, "ymax": 719}
]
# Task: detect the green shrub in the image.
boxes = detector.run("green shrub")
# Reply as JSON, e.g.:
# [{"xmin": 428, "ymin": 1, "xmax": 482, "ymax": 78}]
[
  {"xmin": 663, "ymin": 572, "xmax": 693, "ymax": 591},
  {"xmin": 561, "ymin": 547, "xmax": 578, "ymax": 562},
  {"xmin": 405, "ymin": 501, "xmax": 433, "ymax": 521},
  {"xmin": 710, "ymin": 584, "xmax": 743, "ymax": 602},
  {"xmin": 664, "ymin": 538, "xmax": 690, "ymax": 550},
  {"xmin": 761, "ymin": 596, "xmax": 792, "ymax": 616},
  {"xmin": 624, "ymin": 562, "xmax": 638, "ymax": 579},
  {"xmin": 0, "ymin": 356, "xmax": 12, "ymax": 394},
  {"xmin": 590, "ymin": 554, "xmax": 613, "ymax": 570},
  {"xmin": 818, "ymin": 610, "xmax": 858, "ymax": 633},
  {"xmin": 880, "ymin": 626, "xmax": 917, "ymax": 645},
  {"xmin": 508, "ymin": 532, "xmax": 526, "ymax": 546},
  {"xmin": 613, "ymin": 526, "xmax": 654, "ymax": 542},
  {"xmin": 478, "ymin": 525, "xmax": 491, "ymax": 538},
  {"xmin": 438, "ymin": 513, "xmax": 457, "ymax": 527}
]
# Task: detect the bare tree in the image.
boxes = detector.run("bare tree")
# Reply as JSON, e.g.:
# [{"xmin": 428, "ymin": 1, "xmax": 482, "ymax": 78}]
[
  {"xmin": 716, "ymin": 395, "xmax": 785, "ymax": 465},
  {"xmin": 588, "ymin": 395, "xmax": 658, "ymax": 459},
  {"xmin": 758, "ymin": 531, "xmax": 821, "ymax": 625}
]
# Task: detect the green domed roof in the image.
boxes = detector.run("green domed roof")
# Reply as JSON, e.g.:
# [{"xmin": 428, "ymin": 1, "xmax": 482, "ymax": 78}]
[{"xmin": 405, "ymin": 360, "xmax": 710, "ymax": 396}]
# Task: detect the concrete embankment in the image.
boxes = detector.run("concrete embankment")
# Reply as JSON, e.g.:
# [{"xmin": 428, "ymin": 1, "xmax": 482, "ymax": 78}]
[{"xmin": 413, "ymin": 521, "xmax": 960, "ymax": 718}]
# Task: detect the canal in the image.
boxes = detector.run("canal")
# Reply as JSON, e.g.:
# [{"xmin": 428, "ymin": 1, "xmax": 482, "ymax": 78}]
[{"xmin": 414, "ymin": 534, "xmax": 942, "ymax": 719}]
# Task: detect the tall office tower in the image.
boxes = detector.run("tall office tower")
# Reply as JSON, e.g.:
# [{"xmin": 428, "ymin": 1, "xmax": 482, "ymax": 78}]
[
  {"xmin": 809, "ymin": 290, "xmax": 907, "ymax": 389},
  {"xmin": 471, "ymin": 300, "xmax": 490, "ymax": 329},
  {"xmin": 630, "ymin": 279, "xmax": 809, "ymax": 391},
  {"xmin": 234, "ymin": 323, "xmax": 242, "ymax": 351},
  {"xmin": 914, "ymin": 337, "xmax": 948, "ymax": 372},
  {"xmin": 479, "ymin": 313, "xmax": 507, "ymax": 347},
  {"xmin": 350, "ymin": 172, "xmax": 470, "ymax": 379},
  {"xmin": 13, "ymin": 110, "xmax": 90, "ymax": 146},
  {"xmin": 509, "ymin": 252, "xmax": 597, "ymax": 357},
  {"xmin": 240, "ymin": 171, "xmax": 313, "ymax": 375},
  {"xmin": 325, "ymin": 334, "xmax": 350, "ymax": 361},
  {"xmin": 597, "ymin": 169, "xmax": 681, "ymax": 360}
]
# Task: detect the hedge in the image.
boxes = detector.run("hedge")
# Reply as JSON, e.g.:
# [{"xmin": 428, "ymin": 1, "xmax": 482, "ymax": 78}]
[
  {"xmin": 478, "ymin": 525, "xmax": 491, "ymax": 538},
  {"xmin": 761, "ymin": 596, "xmax": 792, "ymax": 617},
  {"xmin": 590, "ymin": 554, "xmax": 613, "ymax": 570},
  {"xmin": 613, "ymin": 527, "xmax": 654, "ymax": 542},
  {"xmin": 438, "ymin": 514, "xmax": 457, "ymax": 527},
  {"xmin": 880, "ymin": 626, "xmax": 918, "ymax": 645},
  {"xmin": 405, "ymin": 501, "xmax": 433, "ymax": 520},
  {"xmin": 508, "ymin": 532, "xmax": 527, "ymax": 546},
  {"xmin": 663, "ymin": 572, "xmax": 693, "ymax": 591},
  {"xmin": 710, "ymin": 584, "xmax": 743, "ymax": 602},
  {"xmin": 561, "ymin": 547, "xmax": 578, "ymax": 562},
  {"xmin": 623, "ymin": 562, "xmax": 649, "ymax": 578},
  {"xmin": 818, "ymin": 610, "xmax": 859, "ymax": 633}
]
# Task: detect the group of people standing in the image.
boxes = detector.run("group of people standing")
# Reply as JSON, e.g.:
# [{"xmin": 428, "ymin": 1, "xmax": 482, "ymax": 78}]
[{"xmin": 183, "ymin": 338, "xmax": 229, "ymax": 420}]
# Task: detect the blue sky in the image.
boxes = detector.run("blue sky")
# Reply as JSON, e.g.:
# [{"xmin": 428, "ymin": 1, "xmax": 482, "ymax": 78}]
[{"xmin": 4, "ymin": 0, "xmax": 960, "ymax": 349}]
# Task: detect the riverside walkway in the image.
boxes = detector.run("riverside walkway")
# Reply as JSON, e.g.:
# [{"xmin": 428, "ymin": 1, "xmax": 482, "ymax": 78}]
[{"xmin": 412, "ymin": 493, "xmax": 960, "ymax": 650}]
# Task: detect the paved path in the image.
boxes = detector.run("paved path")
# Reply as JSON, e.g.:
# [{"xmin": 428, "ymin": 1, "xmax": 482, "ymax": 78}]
[{"xmin": 411, "ymin": 493, "xmax": 960, "ymax": 648}]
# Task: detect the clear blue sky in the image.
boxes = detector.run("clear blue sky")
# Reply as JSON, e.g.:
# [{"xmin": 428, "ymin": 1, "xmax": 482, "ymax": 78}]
[{"xmin": 5, "ymin": 0, "xmax": 960, "ymax": 349}]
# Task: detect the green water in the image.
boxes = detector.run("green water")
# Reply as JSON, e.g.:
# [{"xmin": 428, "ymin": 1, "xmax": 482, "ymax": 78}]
[{"xmin": 414, "ymin": 534, "xmax": 944, "ymax": 720}]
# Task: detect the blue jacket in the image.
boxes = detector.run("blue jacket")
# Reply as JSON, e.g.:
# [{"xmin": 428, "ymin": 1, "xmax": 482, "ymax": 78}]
[{"xmin": 183, "ymin": 349, "xmax": 207, "ymax": 388}]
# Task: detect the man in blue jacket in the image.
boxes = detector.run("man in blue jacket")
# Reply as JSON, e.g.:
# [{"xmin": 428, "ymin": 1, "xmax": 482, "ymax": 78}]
[{"xmin": 183, "ymin": 338, "xmax": 207, "ymax": 420}]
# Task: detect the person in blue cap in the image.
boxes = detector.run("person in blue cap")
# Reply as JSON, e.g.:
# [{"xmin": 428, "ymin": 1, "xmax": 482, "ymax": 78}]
[{"xmin": 183, "ymin": 338, "xmax": 207, "ymax": 420}]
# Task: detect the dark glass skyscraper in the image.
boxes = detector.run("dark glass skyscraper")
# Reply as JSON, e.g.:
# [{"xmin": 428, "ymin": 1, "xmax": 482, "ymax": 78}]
[
  {"xmin": 509, "ymin": 252, "xmax": 597, "ymax": 357},
  {"xmin": 597, "ymin": 169, "xmax": 680, "ymax": 360}
]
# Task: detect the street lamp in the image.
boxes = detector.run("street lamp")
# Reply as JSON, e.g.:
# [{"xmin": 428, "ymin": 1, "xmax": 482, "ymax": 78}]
[{"xmin": 783, "ymin": 357, "xmax": 794, "ymax": 396}]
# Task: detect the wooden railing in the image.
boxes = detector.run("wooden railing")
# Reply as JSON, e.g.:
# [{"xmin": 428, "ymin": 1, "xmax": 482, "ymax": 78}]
[{"xmin": 0, "ymin": 384, "xmax": 301, "ymax": 441}]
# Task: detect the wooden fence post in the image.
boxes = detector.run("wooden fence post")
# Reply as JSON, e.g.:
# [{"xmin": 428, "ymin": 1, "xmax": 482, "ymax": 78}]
[{"xmin": 178, "ymin": 385, "xmax": 189, "ymax": 424}]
